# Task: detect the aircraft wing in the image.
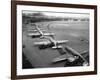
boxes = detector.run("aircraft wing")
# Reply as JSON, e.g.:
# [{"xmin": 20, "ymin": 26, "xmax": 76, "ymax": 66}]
[
  {"xmin": 27, "ymin": 33, "xmax": 40, "ymax": 36},
  {"xmin": 44, "ymin": 33, "xmax": 54, "ymax": 36},
  {"xmin": 52, "ymin": 54, "xmax": 75, "ymax": 63},
  {"xmin": 52, "ymin": 54, "xmax": 68, "ymax": 63},
  {"xmin": 34, "ymin": 41, "xmax": 50, "ymax": 46},
  {"xmin": 27, "ymin": 29, "xmax": 38, "ymax": 32},
  {"xmin": 56, "ymin": 40, "xmax": 69, "ymax": 45},
  {"xmin": 52, "ymin": 46, "xmax": 62, "ymax": 49}
]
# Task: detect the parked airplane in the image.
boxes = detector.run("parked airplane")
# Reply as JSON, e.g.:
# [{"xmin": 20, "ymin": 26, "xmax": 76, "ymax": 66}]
[
  {"xmin": 27, "ymin": 25, "xmax": 54, "ymax": 38},
  {"xmin": 34, "ymin": 36, "xmax": 68, "ymax": 49},
  {"xmin": 52, "ymin": 46, "xmax": 89, "ymax": 66}
]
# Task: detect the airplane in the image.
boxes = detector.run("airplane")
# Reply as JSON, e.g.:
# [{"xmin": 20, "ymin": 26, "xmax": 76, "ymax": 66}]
[
  {"xmin": 34, "ymin": 36, "xmax": 68, "ymax": 49},
  {"xmin": 52, "ymin": 46, "xmax": 89, "ymax": 66},
  {"xmin": 27, "ymin": 25, "xmax": 55, "ymax": 38}
]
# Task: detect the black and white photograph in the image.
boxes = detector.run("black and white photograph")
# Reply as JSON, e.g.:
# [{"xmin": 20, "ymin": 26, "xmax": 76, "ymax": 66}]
[
  {"xmin": 22, "ymin": 11, "xmax": 90, "ymax": 69},
  {"xmin": 11, "ymin": 1, "xmax": 97, "ymax": 79}
]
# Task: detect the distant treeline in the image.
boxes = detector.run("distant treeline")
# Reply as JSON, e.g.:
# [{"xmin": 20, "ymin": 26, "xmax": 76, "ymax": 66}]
[{"xmin": 22, "ymin": 13, "xmax": 89, "ymax": 24}]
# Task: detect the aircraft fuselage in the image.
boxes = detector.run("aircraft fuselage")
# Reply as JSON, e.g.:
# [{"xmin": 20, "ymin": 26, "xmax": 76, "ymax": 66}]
[
  {"xmin": 31, "ymin": 34, "xmax": 41, "ymax": 38},
  {"xmin": 38, "ymin": 42, "xmax": 55, "ymax": 50}
]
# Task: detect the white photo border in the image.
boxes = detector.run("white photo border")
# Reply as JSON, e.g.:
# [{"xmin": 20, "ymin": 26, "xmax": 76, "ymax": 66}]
[{"xmin": 17, "ymin": 5, "xmax": 95, "ymax": 76}]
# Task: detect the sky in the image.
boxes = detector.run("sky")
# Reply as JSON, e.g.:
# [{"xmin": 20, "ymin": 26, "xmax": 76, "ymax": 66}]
[{"xmin": 22, "ymin": 10, "xmax": 90, "ymax": 18}]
